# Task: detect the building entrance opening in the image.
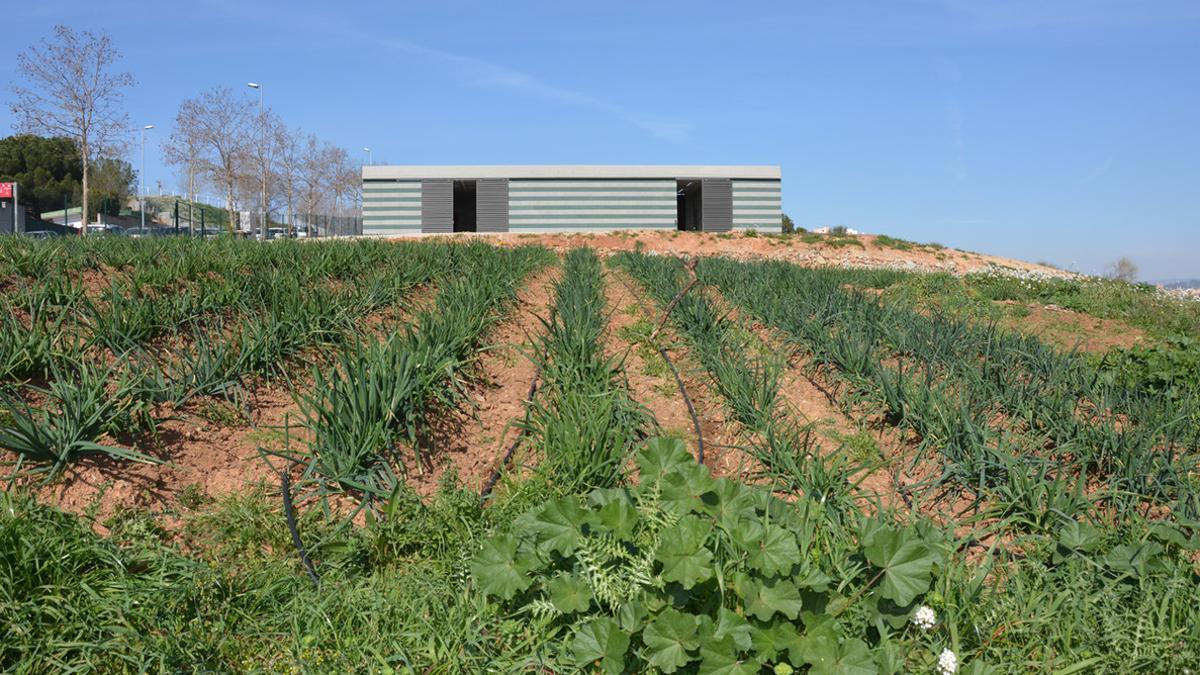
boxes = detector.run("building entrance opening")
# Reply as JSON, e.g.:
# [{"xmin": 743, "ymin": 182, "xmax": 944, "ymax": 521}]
[
  {"xmin": 676, "ymin": 180, "xmax": 702, "ymax": 231},
  {"xmin": 453, "ymin": 180, "xmax": 477, "ymax": 232}
]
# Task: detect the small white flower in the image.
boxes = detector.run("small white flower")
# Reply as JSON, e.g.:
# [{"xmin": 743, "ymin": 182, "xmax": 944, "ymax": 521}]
[
  {"xmin": 937, "ymin": 649, "xmax": 958, "ymax": 675},
  {"xmin": 912, "ymin": 605, "xmax": 937, "ymax": 630}
]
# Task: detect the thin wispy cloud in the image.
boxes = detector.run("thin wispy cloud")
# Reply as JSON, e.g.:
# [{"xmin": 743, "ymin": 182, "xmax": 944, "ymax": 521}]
[
  {"xmin": 377, "ymin": 38, "xmax": 691, "ymax": 143},
  {"xmin": 195, "ymin": 0, "xmax": 691, "ymax": 143}
]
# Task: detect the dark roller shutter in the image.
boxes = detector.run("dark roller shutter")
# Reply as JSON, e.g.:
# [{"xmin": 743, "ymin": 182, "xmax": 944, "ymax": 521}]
[
  {"xmin": 421, "ymin": 179, "xmax": 452, "ymax": 233},
  {"xmin": 476, "ymin": 178, "xmax": 509, "ymax": 233},
  {"xmin": 701, "ymin": 178, "xmax": 732, "ymax": 232}
]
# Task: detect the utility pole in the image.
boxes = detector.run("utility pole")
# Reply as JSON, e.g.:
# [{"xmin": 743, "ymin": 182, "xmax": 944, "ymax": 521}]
[
  {"xmin": 248, "ymin": 82, "xmax": 265, "ymax": 240},
  {"xmin": 141, "ymin": 124, "xmax": 154, "ymax": 231}
]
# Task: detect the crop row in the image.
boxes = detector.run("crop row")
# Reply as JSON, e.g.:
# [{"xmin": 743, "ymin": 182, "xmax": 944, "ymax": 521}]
[
  {"xmin": 291, "ymin": 245, "xmax": 553, "ymax": 501},
  {"xmin": 0, "ymin": 237, "xmax": 548, "ymax": 481},
  {"xmin": 613, "ymin": 252, "xmax": 862, "ymax": 521},
  {"xmin": 521, "ymin": 248, "xmax": 652, "ymax": 492},
  {"xmin": 697, "ymin": 256, "xmax": 1200, "ymax": 523}
]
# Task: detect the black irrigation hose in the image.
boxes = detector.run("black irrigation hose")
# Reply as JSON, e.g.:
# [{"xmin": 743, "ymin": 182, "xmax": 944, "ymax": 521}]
[
  {"xmin": 617, "ymin": 273, "xmax": 706, "ymax": 465},
  {"xmin": 659, "ymin": 343, "xmax": 704, "ymax": 465},
  {"xmin": 280, "ymin": 469, "xmax": 321, "ymax": 587},
  {"xmin": 479, "ymin": 364, "xmax": 542, "ymax": 503}
]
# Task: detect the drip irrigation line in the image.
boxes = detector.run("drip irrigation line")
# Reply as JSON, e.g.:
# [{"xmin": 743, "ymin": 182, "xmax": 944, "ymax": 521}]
[
  {"xmin": 648, "ymin": 258, "xmax": 699, "ymax": 344},
  {"xmin": 480, "ymin": 363, "xmax": 542, "ymax": 504},
  {"xmin": 659, "ymin": 343, "xmax": 704, "ymax": 465},
  {"xmin": 280, "ymin": 469, "xmax": 321, "ymax": 587},
  {"xmin": 616, "ymin": 271, "xmax": 706, "ymax": 465}
]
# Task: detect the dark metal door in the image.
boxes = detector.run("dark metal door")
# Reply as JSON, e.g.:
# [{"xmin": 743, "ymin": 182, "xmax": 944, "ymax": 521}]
[
  {"xmin": 701, "ymin": 178, "xmax": 732, "ymax": 232},
  {"xmin": 421, "ymin": 179, "xmax": 452, "ymax": 233},
  {"xmin": 476, "ymin": 178, "xmax": 509, "ymax": 233}
]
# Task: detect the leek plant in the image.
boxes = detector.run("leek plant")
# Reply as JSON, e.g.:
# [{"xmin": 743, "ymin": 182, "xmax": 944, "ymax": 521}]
[{"xmin": 523, "ymin": 248, "xmax": 652, "ymax": 491}]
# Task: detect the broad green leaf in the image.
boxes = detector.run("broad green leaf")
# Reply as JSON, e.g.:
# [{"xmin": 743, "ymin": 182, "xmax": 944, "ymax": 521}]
[
  {"xmin": 1057, "ymin": 520, "xmax": 1100, "ymax": 553},
  {"xmin": 637, "ymin": 437, "xmax": 693, "ymax": 481},
  {"xmin": 698, "ymin": 635, "xmax": 762, "ymax": 675},
  {"xmin": 470, "ymin": 534, "xmax": 531, "ymax": 600},
  {"xmin": 529, "ymin": 498, "xmax": 585, "ymax": 555},
  {"xmin": 616, "ymin": 599, "xmax": 649, "ymax": 633},
  {"xmin": 863, "ymin": 527, "xmax": 935, "ymax": 606},
  {"xmin": 1149, "ymin": 521, "xmax": 1190, "ymax": 549},
  {"xmin": 713, "ymin": 607, "xmax": 753, "ymax": 652},
  {"xmin": 737, "ymin": 574, "xmax": 803, "ymax": 621},
  {"xmin": 661, "ymin": 461, "xmax": 718, "ymax": 515},
  {"xmin": 746, "ymin": 523, "xmax": 800, "ymax": 577},
  {"xmin": 805, "ymin": 638, "xmax": 875, "ymax": 675},
  {"xmin": 1105, "ymin": 542, "xmax": 1167, "ymax": 578},
  {"xmin": 642, "ymin": 608, "xmax": 701, "ymax": 673},
  {"xmin": 787, "ymin": 612, "xmax": 839, "ymax": 665},
  {"xmin": 548, "ymin": 574, "xmax": 592, "ymax": 614},
  {"xmin": 572, "ymin": 617, "xmax": 629, "ymax": 675},
  {"xmin": 708, "ymin": 477, "xmax": 754, "ymax": 525},
  {"xmin": 657, "ymin": 514, "xmax": 715, "ymax": 589},
  {"xmin": 597, "ymin": 494, "xmax": 640, "ymax": 539}
]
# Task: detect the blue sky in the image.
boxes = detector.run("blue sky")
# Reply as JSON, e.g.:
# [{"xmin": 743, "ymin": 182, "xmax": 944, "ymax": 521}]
[{"xmin": 3, "ymin": 1, "xmax": 1198, "ymax": 279}]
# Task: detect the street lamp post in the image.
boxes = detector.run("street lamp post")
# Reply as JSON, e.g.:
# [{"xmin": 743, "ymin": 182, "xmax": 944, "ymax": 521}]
[
  {"xmin": 363, "ymin": 147, "xmax": 372, "ymax": 165},
  {"xmin": 141, "ymin": 124, "xmax": 154, "ymax": 232},
  {"xmin": 248, "ymin": 82, "xmax": 265, "ymax": 241}
]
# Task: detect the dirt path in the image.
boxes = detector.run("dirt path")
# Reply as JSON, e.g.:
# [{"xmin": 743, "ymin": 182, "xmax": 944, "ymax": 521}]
[
  {"xmin": 406, "ymin": 266, "xmax": 557, "ymax": 497},
  {"xmin": 605, "ymin": 268, "xmax": 756, "ymax": 480}
]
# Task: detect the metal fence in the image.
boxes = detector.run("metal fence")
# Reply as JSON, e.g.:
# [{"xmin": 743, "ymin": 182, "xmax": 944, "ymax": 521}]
[{"xmin": 292, "ymin": 214, "xmax": 363, "ymax": 238}]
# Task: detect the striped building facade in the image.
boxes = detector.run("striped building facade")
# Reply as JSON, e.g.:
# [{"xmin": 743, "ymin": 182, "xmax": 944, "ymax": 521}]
[
  {"xmin": 362, "ymin": 180, "xmax": 421, "ymax": 235},
  {"xmin": 361, "ymin": 165, "xmax": 780, "ymax": 236}
]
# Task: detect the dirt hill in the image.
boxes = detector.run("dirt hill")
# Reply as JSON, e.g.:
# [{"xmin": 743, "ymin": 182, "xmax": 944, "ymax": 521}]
[{"xmin": 476, "ymin": 230, "xmax": 1073, "ymax": 278}]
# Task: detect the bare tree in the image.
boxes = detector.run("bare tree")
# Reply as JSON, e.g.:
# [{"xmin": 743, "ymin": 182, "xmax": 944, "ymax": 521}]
[
  {"xmin": 275, "ymin": 124, "xmax": 302, "ymax": 234},
  {"xmin": 246, "ymin": 108, "xmax": 282, "ymax": 235},
  {"xmin": 163, "ymin": 112, "xmax": 207, "ymax": 233},
  {"xmin": 9, "ymin": 25, "xmax": 135, "ymax": 233},
  {"xmin": 1105, "ymin": 257, "xmax": 1139, "ymax": 283},
  {"xmin": 173, "ymin": 87, "xmax": 253, "ymax": 234},
  {"xmin": 297, "ymin": 134, "xmax": 332, "ymax": 217}
]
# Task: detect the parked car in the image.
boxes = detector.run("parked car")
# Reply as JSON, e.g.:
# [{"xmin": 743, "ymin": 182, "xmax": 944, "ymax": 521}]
[
  {"xmin": 125, "ymin": 226, "xmax": 168, "ymax": 238},
  {"xmin": 23, "ymin": 229, "xmax": 60, "ymax": 239},
  {"xmin": 86, "ymin": 224, "xmax": 125, "ymax": 236}
]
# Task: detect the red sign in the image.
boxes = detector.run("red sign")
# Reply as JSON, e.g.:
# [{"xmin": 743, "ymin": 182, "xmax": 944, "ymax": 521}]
[{"xmin": 0, "ymin": 183, "xmax": 12, "ymax": 199}]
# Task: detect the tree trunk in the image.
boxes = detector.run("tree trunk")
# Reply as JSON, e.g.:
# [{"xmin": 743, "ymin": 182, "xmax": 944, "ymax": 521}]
[
  {"xmin": 226, "ymin": 182, "xmax": 236, "ymax": 236},
  {"xmin": 80, "ymin": 141, "xmax": 89, "ymax": 236},
  {"xmin": 187, "ymin": 165, "xmax": 196, "ymax": 236}
]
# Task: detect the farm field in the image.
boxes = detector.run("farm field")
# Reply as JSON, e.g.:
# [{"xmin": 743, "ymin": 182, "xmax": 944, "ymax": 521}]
[{"xmin": 2, "ymin": 234, "xmax": 1199, "ymax": 673}]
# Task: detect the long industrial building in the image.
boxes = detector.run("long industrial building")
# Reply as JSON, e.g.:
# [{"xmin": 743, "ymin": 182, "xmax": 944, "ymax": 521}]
[{"xmin": 361, "ymin": 165, "xmax": 781, "ymax": 236}]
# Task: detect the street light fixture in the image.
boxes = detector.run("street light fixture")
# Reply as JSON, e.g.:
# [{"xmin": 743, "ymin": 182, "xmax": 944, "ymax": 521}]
[
  {"xmin": 141, "ymin": 124, "xmax": 154, "ymax": 232},
  {"xmin": 363, "ymin": 147, "xmax": 372, "ymax": 165},
  {"xmin": 248, "ymin": 82, "xmax": 265, "ymax": 241}
]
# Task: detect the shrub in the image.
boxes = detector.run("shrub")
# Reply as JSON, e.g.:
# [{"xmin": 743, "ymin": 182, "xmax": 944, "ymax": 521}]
[{"xmin": 472, "ymin": 438, "xmax": 956, "ymax": 674}]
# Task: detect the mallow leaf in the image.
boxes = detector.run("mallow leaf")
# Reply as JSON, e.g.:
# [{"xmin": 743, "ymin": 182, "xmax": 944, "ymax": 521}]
[
  {"xmin": 529, "ymin": 498, "xmax": 585, "ymax": 555},
  {"xmin": 862, "ymin": 527, "xmax": 935, "ymax": 606},
  {"xmin": 657, "ymin": 514, "xmax": 715, "ymax": 589},
  {"xmin": 736, "ymin": 574, "xmax": 803, "ymax": 622},
  {"xmin": 745, "ymin": 523, "xmax": 800, "ymax": 577},
  {"xmin": 572, "ymin": 618, "xmax": 629, "ymax": 675},
  {"xmin": 637, "ymin": 437, "xmax": 693, "ymax": 482},
  {"xmin": 805, "ymin": 637, "xmax": 875, "ymax": 675},
  {"xmin": 698, "ymin": 635, "xmax": 762, "ymax": 675},
  {"xmin": 547, "ymin": 574, "xmax": 592, "ymax": 614},
  {"xmin": 642, "ymin": 608, "xmax": 701, "ymax": 673},
  {"xmin": 661, "ymin": 461, "xmax": 717, "ymax": 515},
  {"xmin": 470, "ymin": 534, "xmax": 531, "ymax": 600}
]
